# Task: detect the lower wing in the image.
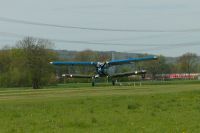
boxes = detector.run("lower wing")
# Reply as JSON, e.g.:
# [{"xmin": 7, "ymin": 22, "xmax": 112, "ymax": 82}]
[
  {"xmin": 110, "ymin": 70, "xmax": 146, "ymax": 78},
  {"xmin": 62, "ymin": 74, "xmax": 93, "ymax": 78}
]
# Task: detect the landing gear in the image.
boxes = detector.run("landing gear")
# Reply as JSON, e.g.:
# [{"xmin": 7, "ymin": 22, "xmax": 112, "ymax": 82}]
[
  {"xmin": 141, "ymin": 74, "xmax": 146, "ymax": 79},
  {"xmin": 112, "ymin": 80, "xmax": 116, "ymax": 86},
  {"xmin": 92, "ymin": 81, "xmax": 95, "ymax": 86},
  {"xmin": 92, "ymin": 77, "xmax": 95, "ymax": 86}
]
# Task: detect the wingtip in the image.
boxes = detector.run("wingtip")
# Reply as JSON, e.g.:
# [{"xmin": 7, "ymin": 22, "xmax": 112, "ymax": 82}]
[
  {"xmin": 153, "ymin": 56, "xmax": 158, "ymax": 59},
  {"xmin": 135, "ymin": 71, "xmax": 138, "ymax": 74}
]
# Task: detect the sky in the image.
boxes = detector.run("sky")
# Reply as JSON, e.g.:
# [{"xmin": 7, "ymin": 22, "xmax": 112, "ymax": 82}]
[{"xmin": 0, "ymin": 0, "xmax": 200, "ymax": 57}]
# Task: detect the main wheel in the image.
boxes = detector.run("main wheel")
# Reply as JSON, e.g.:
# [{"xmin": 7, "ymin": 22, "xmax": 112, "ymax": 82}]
[
  {"xmin": 92, "ymin": 81, "xmax": 95, "ymax": 86},
  {"xmin": 142, "ymin": 74, "xmax": 146, "ymax": 79},
  {"xmin": 112, "ymin": 80, "xmax": 115, "ymax": 86},
  {"xmin": 92, "ymin": 77, "xmax": 95, "ymax": 86}
]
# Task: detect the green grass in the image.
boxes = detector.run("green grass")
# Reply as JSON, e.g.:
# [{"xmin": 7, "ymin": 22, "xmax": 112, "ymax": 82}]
[{"xmin": 0, "ymin": 84, "xmax": 200, "ymax": 132}]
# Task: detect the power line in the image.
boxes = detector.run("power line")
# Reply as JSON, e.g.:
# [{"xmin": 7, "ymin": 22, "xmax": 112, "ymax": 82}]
[
  {"xmin": 0, "ymin": 31, "xmax": 162, "ymax": 46},
  {"xmin": 1, "ymin": 17, "xmax": 200, "ymax": 32},
  {"xmin": 0, "ymin": 32, "xmax": 199, "ymax": 49},
  {"xmin": 89, "ymin": 33, "xmax": 170, "ymax": 42},
  {"xmin": 127, "ymin": 42, "xmax": 200, "ymax": 53}
]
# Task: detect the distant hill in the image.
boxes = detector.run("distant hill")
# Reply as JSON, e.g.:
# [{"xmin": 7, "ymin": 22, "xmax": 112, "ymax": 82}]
[
  {"xmin": 55, "ymin": 50, "xmax": 151, "ymax": 60},
  {"xmin": 54, "ymin": 50, "xmax": 197, "ymax": 64}
]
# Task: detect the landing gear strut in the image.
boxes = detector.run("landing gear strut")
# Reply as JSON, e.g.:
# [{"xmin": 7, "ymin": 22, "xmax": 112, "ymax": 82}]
[
  {"xmin": 92, "ymin": 81, "xmax": 95, "ymax": 86},
  {"xmin": 112, "ymin": 80, "xmax": 116, "ymax": 86},
  {"xmin": 141, "ymin": 74, "xmax": 146, "ymax": 79},
  {"xmin": 92, "ymin": 77, "xmax": 95, "ymax": 86}
]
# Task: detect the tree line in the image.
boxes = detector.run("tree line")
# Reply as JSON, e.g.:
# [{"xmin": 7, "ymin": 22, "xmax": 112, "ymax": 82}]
[
  {"xmin": 0, "ymin": 37, "xmax": 58, "ymax": 89},
  {"xmin": 0, "ymin": 37, "xmax": 199, "ymax": 88}
]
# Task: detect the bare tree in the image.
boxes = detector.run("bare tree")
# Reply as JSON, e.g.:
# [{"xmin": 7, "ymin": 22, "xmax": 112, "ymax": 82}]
[
  {"xmin": 17, "ymin": 37, "xmax": 57, "ymax": 89},
  {"xmin": 73, "ymin": 50, "xmax": 97, "ymax": 75},
  {"xmin": 177, "ymin": 52, "xmax": 198, "ymax": 74}
]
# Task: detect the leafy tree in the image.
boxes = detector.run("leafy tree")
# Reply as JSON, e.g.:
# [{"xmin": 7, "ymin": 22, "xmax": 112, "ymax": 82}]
[
  {"xmin": 0, "ymin": 49, "xmax": 12, "ymax": 87},
  {"xmin": 9, "ymin": 48, "xmax": 30, "ymax": 87},
  {"xmin": 137, "ymin": 55, "xmax": 170, "ymax": 79}
]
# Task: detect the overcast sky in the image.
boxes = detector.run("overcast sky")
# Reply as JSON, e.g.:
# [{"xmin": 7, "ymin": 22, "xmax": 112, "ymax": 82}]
[{"xmin": 0, "ymin": 0, "xmax": 200, "ymax": 57}]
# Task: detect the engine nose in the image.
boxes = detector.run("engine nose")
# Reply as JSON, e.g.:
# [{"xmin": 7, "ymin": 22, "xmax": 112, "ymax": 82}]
[
  {"xmin": 96, "ymin": 62, "xmax": 109, "ymax": 76},
  {"xmin": 96, "ymin": 62, "xmax": 104, "ymax": 67},
  {"xmin": 97, "ymin": 67, "xmax": 102, "ymax": 73}
]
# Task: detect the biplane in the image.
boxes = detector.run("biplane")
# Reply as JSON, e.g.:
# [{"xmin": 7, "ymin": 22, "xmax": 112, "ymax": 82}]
[{"xmin": 50, "ymin": 55, "xmax": 157, "ymax": 86}]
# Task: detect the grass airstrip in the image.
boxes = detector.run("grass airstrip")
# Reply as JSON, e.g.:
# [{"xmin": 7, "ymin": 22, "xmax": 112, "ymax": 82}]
[{"xmin": 0, "ymin": 81, "xmax": 200, "ymax": 133}]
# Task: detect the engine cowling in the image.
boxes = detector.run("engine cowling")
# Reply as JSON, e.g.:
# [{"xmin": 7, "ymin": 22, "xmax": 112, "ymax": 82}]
[{"xmin": 96, "ymin": 62, "xmax": 109, "ymax": 76}]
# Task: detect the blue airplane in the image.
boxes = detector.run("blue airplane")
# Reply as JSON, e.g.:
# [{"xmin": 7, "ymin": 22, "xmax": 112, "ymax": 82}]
[{"xmin": 50, "ymin": 55, "xmax": 158, "ymax": 86}]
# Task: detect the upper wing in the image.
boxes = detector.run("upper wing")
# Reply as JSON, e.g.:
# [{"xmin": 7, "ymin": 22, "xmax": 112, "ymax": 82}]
[
  {"xmin": 108, "ymin": 56, "xmax": 157, "ymax": 66},
  {"xmin": 50, "ymin": 61, "xmax": 97, "ymax": 66}
]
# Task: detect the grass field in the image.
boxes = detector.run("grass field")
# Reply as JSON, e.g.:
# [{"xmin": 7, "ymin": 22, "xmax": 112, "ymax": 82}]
[{"xmin": 0, "ymin": 83, "xmax": 200, "ymax": 133}]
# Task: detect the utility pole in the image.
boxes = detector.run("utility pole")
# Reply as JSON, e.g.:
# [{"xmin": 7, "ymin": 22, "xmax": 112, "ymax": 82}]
[{"xmin": 111, "ymin": 52, "xmax": 116, "ymax": 73}]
